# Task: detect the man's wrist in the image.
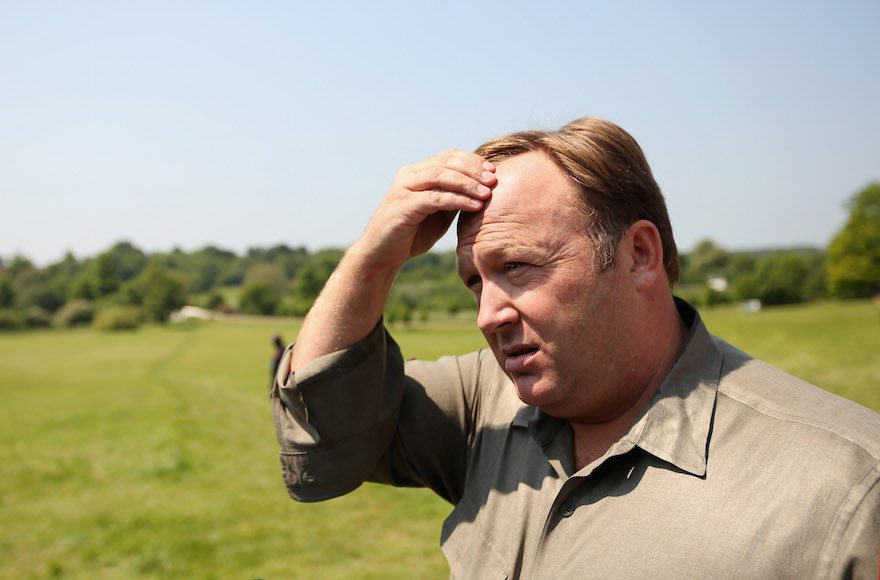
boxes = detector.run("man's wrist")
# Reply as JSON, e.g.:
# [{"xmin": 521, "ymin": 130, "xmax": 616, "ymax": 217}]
[{"xmin": 343, "ymin": 239, "xmax": 404, "ymax": 286}]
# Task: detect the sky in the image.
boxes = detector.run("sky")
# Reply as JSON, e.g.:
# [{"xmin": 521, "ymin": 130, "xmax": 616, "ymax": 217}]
[{"xmin": 1, "ymin": 0, "xmax": 878, "ymax": 266}]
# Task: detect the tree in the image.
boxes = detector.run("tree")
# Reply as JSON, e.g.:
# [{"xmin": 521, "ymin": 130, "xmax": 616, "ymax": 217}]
[
  {"xmin": 182, "ymin": 245, "xmax": 239, "ymax": 292},
  {"xmin": 826, "ymin": 182, "xmax": 880, "ymax": 298},
  {"xmin": 243, "ymin": 264, "xmax": 287, "ymax": 295},
  {"xmin": 384, "ymin": 295, "xmax": 413, "ymax": 324},
  {"xmin": 137, "ymin": 265, "xmax": 188, "ymax": 322},
  {"xmin": 192, "ymin": 260, "xmax": 220, "ymax": 292},
  {"xmin": 689, "ymin": 239, "xmax": 729, "ymax": 279},
  {"xmin": 751, "ymin": 254, "xmax": 810, "ymax": 305},
  {"xmin": 727, "ymin": 254, "xmax": 757, "ymax": 279},
  {"xmin": 291, "ymin": 263, "xmax": 328, "ymax": 301},
  {"xmin": 68, "ymin": 271, "xmax": 95, "ymax": 300},
  {"xmin": 287, "ymin": 251, "xmax": 342, "ymax": 314},
  {"xmin": 201, "ymin": 290, "xmax": 226, "ymax": 311},
  {"xmin": 44, "ymin": 251, "xmax": 83, "ymax": 300},
  {"xmin": 106, "ymin": 241, "xmax": 147, "ymax": 281},
  {"xmin": 6, "ymin": 255, "xmax": 34, "ymax": 278},
  {"xmin": 90, "ymin": 252, "xmax": 121, "ymax": 298},
  {"xmin": 0, "ymin": 276, "xmax": 14, "ymax": 308},
  {"xmin": 12, "ymin": 267, "xmax": 65, "ymax": 312},
  {"xmin": 239, "ymin": 282, "xmax": 280, "ymax": 315}
]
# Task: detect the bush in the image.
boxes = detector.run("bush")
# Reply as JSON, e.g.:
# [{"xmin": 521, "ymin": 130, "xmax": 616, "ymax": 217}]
[
  {"xmin": 0, "ymin": 308, "xmax": 24, "ymax": 330},
  {"xmin": 201, "ymin": 291, "xmax": 225, "ymax": 311},
  {"xmin": 0, "ymin": 276, "xmax": 15, "ymax": 308},
  {"xmin": 138, "ymin": 266, "xmax": 188, "ymax": 322},
  {"xmin": 385, "ymin": 301, "xmax": 413, "ymax": 325},
  {"xmin": 277, "ymin": 294, "xmax": 313, "ymax": 317},
  {"xmin": 24, "ymin": 306, "xmax": 52, "ymax": 328},
  {"xmin": 700, "ymin": 287, "xmax": 734, "ymax": 307},
  {"xmin": 752, "ymin": 254, "xmax": 809, "ymax": 305},
  {"xmin": 93, "ymin": 305, "xmax": 145, "ymax": 331},
  {"xmin": 239, "ymin": 282, "xmax": 279, "ymax": 315},
  {"xmin": 732, "ymin": 273, "xmax": 759, "ymax": 301},
  {"xmin": 54, "ymin": 300, "xmax": 94, "ymax": 327},
  {"xmin": 673, "ymin": 285, "xmax": 703, "ymax": 307}
]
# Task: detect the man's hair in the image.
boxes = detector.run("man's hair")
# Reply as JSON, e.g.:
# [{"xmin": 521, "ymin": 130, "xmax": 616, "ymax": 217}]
[{"xmin": 475, "ymin": 117, "xmax": 679, "ymax": 285}]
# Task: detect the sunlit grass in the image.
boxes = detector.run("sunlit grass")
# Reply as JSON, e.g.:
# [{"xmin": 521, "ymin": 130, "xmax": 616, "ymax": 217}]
[
  {"xmin": 0, "ymin": 300, "xmax": 877, "ymax": 578},
  {"xmin": 0, "ymin": 321, "xmax": 452, "ymax": 579}
]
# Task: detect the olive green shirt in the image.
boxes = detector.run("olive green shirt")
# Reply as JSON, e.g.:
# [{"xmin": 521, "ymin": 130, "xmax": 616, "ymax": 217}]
[{"xmin": 271, "ymin": 302, "xmax": 880, "ymax": 578}]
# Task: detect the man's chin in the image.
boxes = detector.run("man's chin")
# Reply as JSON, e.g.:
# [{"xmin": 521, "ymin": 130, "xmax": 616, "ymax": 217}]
[{"xmin": 512, "ymin": 377, "xmax": 561, "ymax": 409}]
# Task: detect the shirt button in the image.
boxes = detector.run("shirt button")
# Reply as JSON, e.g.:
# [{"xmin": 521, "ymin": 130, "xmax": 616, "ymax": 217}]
[{"xmin": 559, "ymin": 501, "xmax": 574, "ymax": 518}]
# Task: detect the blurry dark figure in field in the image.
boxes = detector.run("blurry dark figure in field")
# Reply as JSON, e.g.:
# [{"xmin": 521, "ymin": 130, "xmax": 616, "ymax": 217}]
[{"xmin": 269, "ymin": 334, "xmax": 284, "ymax": 389}]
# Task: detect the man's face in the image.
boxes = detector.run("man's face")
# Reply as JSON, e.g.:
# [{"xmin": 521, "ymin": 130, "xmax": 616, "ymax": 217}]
[{"xmin": 456, "ymin": 152, "xmax": 638, "ymax": 423}]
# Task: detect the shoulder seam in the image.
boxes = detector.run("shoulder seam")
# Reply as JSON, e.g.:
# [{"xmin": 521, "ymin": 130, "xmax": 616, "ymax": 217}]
[
  {"xmin": 718, "ymin": 388, "xmax": 880, "ymax": 461},
  {"xmin": 816, "ymin": 461, "xmax": 880, "ymax": 578}
]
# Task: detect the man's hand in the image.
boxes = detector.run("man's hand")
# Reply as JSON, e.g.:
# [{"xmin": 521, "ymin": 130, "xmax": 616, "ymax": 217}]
[
  {"xmin": 356, "ymin": 149, "xmax": 496, "ymax": 272},
  {"xmin": 289, "ymin": 149, "xmax": 495, "ymax": 372}
]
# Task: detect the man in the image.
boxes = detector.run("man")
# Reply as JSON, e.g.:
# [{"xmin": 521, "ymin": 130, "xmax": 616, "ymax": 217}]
[
  {"xmin": 269, "ymin": 333, "xmax": 285, "ymax": 390},
  {"xmin": 272, "ymin": 118, "xmax": 880, "ymax": 578}
]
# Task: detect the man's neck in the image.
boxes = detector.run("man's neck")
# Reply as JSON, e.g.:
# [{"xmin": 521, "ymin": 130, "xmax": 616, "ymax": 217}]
[
  {"xmin": 569, "ymin": 298, "xmax": 689, "ymax": 472},
  {"xmin": 569, "ymin": 383, "xmax": 659, "ymax": 471}
]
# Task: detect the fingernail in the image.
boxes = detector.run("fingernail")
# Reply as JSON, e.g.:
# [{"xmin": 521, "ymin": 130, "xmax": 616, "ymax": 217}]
[
  {"xmin": 477, "ymin": 184, "xmax": 491, "ymax": 195},
  {"xmin": 482, "ymin": 161, "xmax": 495, "ymax": 171},
  {"xmin": 481, "ymin": 171, "xmax": 495, "ymax": 181}
]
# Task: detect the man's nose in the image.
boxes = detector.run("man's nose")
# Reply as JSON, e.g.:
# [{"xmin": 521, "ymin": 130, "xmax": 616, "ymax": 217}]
[{"xmin": 476, "ymin": 282, "xmax": 518, "ymax": 332}]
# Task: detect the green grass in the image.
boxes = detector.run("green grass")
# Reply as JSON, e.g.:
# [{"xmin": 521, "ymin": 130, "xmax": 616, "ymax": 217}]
[
  {"xmin": 0, "ymin": 319, "xmax": 462, "ymax": 579},
  {"xmin": 0, "ymin": 301, "xmax": 878, "ymax": 578}
]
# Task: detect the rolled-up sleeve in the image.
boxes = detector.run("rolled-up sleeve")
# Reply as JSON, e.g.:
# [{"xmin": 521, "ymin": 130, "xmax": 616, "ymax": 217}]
[
  {"xmin": 271, "ymin": 321, "xmax": 494, "ymax": 504},
  {"xmin": 271, "ymin": 322, "xmax": 406, "ymax": 502}
]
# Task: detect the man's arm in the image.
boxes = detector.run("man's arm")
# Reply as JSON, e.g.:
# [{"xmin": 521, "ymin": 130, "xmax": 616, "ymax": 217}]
[
  {"xmin": 272, "ymin": 150, "xmax": 497, "ymax": 502},
  {"xmin": 290, "ymin": 149, "xmax": 496, "ymax": 371}
]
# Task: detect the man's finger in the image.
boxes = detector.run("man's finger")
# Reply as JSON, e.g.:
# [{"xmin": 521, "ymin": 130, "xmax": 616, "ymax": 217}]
[
  {"xmin": 417, "ymin": 188, "xmax": 485, "ymax": 213},
  {"xmin": 406, "ymin": 150, "xmax": 496, "ymax": 193},
  {"xmin": 400, "ymin": 164, "xmax": 493, "ymax": 202}
]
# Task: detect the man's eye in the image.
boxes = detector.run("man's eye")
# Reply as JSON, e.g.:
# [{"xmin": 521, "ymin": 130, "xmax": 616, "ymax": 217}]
[
  {"xmin": 466, "ymin": 274, "xmax": 482, "ymax": 289},
  {"xmin": 505, "ymin": 262, "xmax": 525, "ymax": 273}
]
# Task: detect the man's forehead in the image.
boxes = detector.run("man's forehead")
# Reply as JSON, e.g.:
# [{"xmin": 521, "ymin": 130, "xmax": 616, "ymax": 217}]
[
  {"xmin": 455, "ymin": 208, "xmax": 486, "ymax": 242},
  {"xmin": 456, "ymin": 151, "xmax": 581, "ymax": 246}
]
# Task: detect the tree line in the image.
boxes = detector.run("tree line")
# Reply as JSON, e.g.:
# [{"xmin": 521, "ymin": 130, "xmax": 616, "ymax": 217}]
[
  {"xmin": 0, "ymin": 241, "xmax": 474, "ymax": 330},
  {"xmin": 676, "ymin": 182, "xmax": 879, "ymax": 306},
  {"xmin": 1, "ymin": 183, "xmax": 878, "ymax": 330}
]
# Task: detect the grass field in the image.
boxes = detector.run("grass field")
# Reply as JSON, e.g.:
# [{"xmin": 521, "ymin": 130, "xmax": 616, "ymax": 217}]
[{"xmin": 0, "ymin": 300, "xmax": 878, "ymax": 578}]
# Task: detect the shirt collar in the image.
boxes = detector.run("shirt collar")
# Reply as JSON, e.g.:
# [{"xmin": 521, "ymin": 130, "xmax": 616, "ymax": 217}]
[
  {"xmin": 621, "ymin": 298, "xmax": 720, "ymax": 477},
  {"xmin": 512, "ymin": 298, "xmax": 721, "ymax": 478}
]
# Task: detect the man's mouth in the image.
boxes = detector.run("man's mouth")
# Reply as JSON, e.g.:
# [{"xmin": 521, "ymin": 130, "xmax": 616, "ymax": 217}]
[{"xmin": 502, "ymin": 345, "xmax": 539, "ymax": 372}]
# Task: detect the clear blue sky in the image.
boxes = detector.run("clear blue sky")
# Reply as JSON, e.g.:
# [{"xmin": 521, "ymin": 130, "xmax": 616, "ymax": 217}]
[{"xmin": 2, "ymin": 0, "xmax": 878, "ymax": 266}]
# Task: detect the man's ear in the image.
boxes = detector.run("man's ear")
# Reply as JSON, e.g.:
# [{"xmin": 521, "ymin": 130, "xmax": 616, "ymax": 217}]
[{"xmin": 626, "ymin": 220, "xmax": 664, "ymax": 291}]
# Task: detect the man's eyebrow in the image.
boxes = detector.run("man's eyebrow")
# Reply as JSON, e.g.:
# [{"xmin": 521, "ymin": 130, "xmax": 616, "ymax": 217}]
[{"xmin": 456, "ymin": 241, "xmax": 532, "ymax": 277}]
